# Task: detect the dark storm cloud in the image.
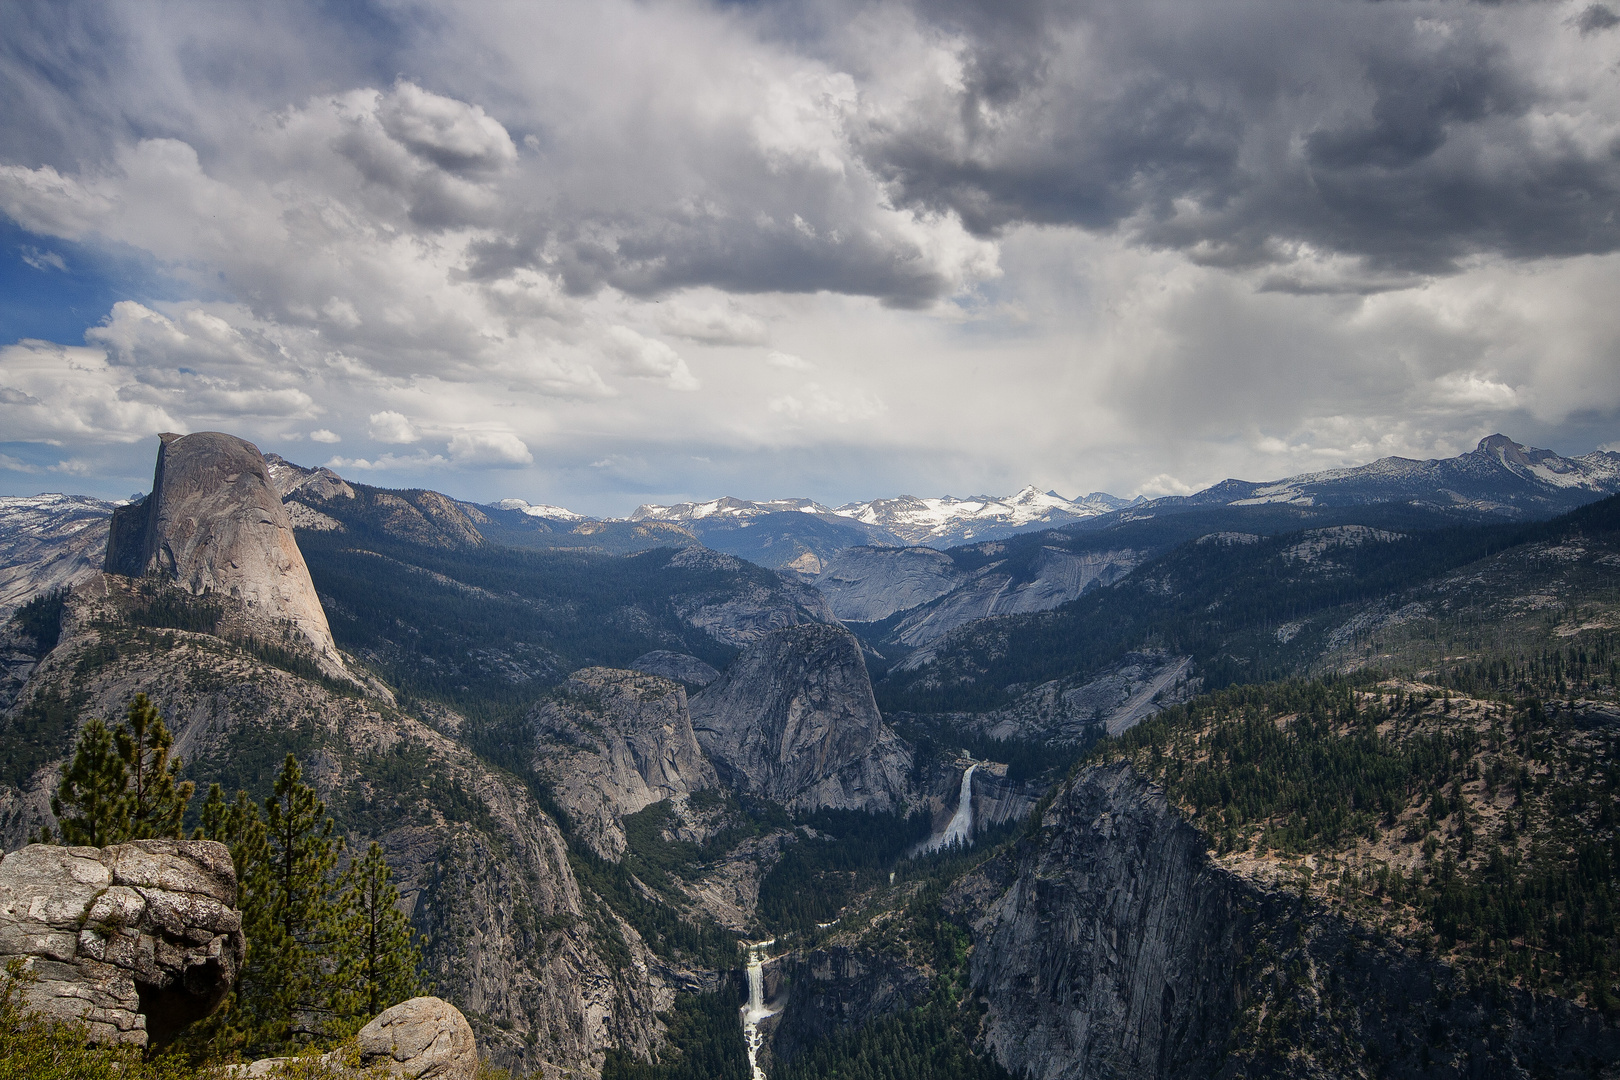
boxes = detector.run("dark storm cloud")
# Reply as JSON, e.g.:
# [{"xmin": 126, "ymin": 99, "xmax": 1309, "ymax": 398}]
[
  {"xmin": 1575, "ymin": 4, "xmax": 1620, "ymax": 34},
  {"xmin": 859, "ymin": 0, "xmax": 1620, "ymax": 280}
]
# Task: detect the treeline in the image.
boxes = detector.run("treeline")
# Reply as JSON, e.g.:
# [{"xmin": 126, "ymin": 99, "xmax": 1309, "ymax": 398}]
[
  {"xmin": 1091, "ymin": 679, "xmax": 1620, "ymax": 1009},
  {"xmin": 45, "ymin": 694, "xmax": 425, "ymax": 1060},
  {"xmin": 773, "ymin": 999, "xmax": 1014, "ymax": 1080},
  {"xmin": 601, "ymin": 987, "xmax": 749, "ymax": 1080},
  {"xmin": 1430, "ymin": 631, "xmax": 1620, "ymax": 701},
  {"xmin": 758, "ymin": 807, "xmax": 933, "ymax": 932}
]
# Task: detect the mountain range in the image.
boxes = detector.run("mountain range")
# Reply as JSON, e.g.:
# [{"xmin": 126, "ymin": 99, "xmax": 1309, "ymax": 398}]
[
  {"xmin": 499, "ymin": 434, "xmax": 1620, "ymax": 571},
  {"xmin": 2, "ymin": 428, "xmax": 1619, "ymax": 1077}
]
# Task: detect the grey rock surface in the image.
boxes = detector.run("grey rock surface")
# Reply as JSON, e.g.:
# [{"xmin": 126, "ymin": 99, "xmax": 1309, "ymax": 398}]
[
  {"xmin": 238, "ymin": 996, "xmax": 477, "ymax": 1079},
  {"xmin": 958, "ymin": 761, "xmax": 1620, "ymax": 1080},
  {"xmin": 813, "ymin": 546, "xmax": 960, "ymax": 623},
  {"xmin": 977, "ymin": 652, "xmax": 1199, "ymax": 744},
  {"xmin": 356, "ymin": 996, "xmax": 479, "ymax": 1080},
  {"xmin": 0, "ymin": 583, "xmax": 674, "ymax": 1076},
  {"xmin": 103, "ymin": 432, "xmax": 344, "ymax": 676},
  {"xmin": 690, "ymin": 624, "xmax": 911, "ymax": 812},
  {"xmin": 629, "ymin": 651, "xmax": 721, "ymax": 688},
  {"xmin": 263, "ymin": 453, "xmax": 356, "ymax": 503},
  {"xmin": 664, "ymin": 547, "xmax": 840, "ymax": 647},
  {"xmin": 530, "ymin": 667, "xmax": 718, "ymax": 859},
  {"xmin": 890, "ymin": 546, "xmax": 1140, "ymax": 647},
  {"xmin": 0, "ymin": 494, "xmax": 114, "ymax": 620},
  {"xmin": 965, "ymin": 761, "xmax": 1249, "ymax": 1079},
  {"xmin": 0, "ymin": 839, "xmax": 244, "ymax": 1046}
]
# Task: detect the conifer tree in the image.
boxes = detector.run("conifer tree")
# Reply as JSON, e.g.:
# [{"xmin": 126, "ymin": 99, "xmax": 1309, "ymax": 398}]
[
  {"xmin": 51, "ymin": 718, "xmax": 130, "ymax": 847},
  {"xmin": 198, "ymin": 783, "xmax": 269, "ymax": 890},
  {"xmin": 115, "ymin": 694, "xmax": 195, "ymax": 839},
  {"xmin": 252, "ymin": 754, "xmax": 345, "ymax": 1050},
  {"xmin": 336, "ymin": 842, "xmax": 425, "ymax": 1028}
]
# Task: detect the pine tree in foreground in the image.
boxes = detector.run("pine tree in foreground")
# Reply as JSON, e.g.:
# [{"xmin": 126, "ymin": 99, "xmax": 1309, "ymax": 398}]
[
  {"xmin": 115, "ymin": 693, "xmax": 195, "ymax": 839},
  {"xmin": 51, "ymin": 718, "xmax": 130, "ymax": 847},
  {"xmin": 336, "ymin": 841, "xmax": 426, "ymax": 1030},
  {"xmin": 253, "ymin": 753, "xmax": 346, "ymax": 1052}
]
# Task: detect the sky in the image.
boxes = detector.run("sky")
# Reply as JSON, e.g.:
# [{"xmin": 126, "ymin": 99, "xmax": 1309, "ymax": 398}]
[{"xmin": 2, "ymin": 0, "xmax": 1620, "ymax": 516}]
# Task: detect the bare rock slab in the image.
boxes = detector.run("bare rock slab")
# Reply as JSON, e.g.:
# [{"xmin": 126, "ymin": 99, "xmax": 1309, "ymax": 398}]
[{"xmin": 0, "ymin": 839, "xmax": 245, "ymax": 1046}]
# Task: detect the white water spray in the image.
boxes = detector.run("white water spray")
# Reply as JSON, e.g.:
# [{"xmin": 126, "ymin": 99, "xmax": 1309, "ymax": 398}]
[
  {"xmin": 741, "ymin": 939, "xmax": 778, "ymax": 1080},
  {"xmin": 921, "ymin": 762, "xmax": 977, "ymax": 854}
]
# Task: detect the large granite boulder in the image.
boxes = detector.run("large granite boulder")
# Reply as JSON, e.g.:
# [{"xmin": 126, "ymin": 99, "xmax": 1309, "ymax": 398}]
[
  {"xmin": 0, "ymin": 839, "xmax": 244, "ymax": 1046},
  {"xmin": 104, "ymin": 431, "xmax": 344, "ymax": 676},
  {"xmin": 689, "ymin": 624, "xmax": 912, "ymax": 812},
  {"xmin": 238, "ymin": 996, "xmax": 478, "ymax": 1079},
  {"xmin": 356, "ymin": 996, "xmax": 479, "ymax": 1079}
]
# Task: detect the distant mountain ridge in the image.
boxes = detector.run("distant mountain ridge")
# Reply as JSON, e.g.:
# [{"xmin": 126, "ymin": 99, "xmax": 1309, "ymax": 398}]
[
  {"xmin": 508, "ymin": 435, "xmax": 1620, "ymax": 554},
  {"xmin": 629, "ymin": 485, "xmax": 1139, "ymax": 548},
  {"xmin": 1161, "ymin": 434, "xmax": 1620, "ymax": 517}
]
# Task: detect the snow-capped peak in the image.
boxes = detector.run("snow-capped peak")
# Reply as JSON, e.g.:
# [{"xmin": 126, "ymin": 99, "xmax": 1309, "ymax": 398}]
[
  {"xmin": 624, "ymin": 486, "xmax": 1132, "ymax": 545},
  {"xmin": 496, "ymin": 498, "xmax": 586, "ymax": 521},
  {"xmin": 826, "ymin": 486, "xmax": 1127, "ymax": 544},
  {"xmin": 629, "ymin": 496, "xmax": 834, "ymax": 522}
]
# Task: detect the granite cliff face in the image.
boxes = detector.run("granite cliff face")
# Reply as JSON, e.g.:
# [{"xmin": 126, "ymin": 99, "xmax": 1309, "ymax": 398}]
[
  {"xmin": 104, "ymin": 433, "xmax": 343, "ymax": 676},
  {"xmin": 957, "ymin": 761, "xmax": 1620, "ymax": 1080},
  {"xmin": 814, "ymin": 546, "xmax": 961, "ymax": 622},
  {"xmin": 689, "ymin": 624, "xmax": 912, "ymax": 812},
  {"xmin": 812, "ymin": 544, "xmax": 1140, "ymax": 644},
  {"xmin": 963, "ymin": 761, "xmax": 1251, "ymax": 1079},
  {"xmin": 888, "ymin": 546, "xmax": 1141, "ymax": 648},
  {"xmin": 0, "ymin": 839, "xmax": 244, "ymax": 1047},
  {"xmin": 529, "ymin": 667, "xmax": 718, "ymax": 859}
]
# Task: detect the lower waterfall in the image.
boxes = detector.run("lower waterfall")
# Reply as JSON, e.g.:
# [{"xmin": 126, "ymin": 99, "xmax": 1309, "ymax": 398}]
[
  {"xmin": 741, "ymin": 939, "xmax": 777, "ymax": 1080},
  {"xmin": 920, "ymin": 762, "xmax": 977, "ymax": 854}
]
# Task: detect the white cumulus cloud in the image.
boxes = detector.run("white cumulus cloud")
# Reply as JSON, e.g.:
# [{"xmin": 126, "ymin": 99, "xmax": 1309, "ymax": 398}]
[
  {"xmin": 448, "ymin": 431, "xmax": 533, "ymax": 466},
  {"xmin": 369, "ymin": 411, "xmax": 421, "ymax": 444}
]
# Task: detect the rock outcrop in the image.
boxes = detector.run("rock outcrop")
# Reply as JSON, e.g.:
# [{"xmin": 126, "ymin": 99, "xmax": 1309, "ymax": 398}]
[
  {"xmin": 974, "ymin": 652, "xmax": 1199, "ymax": 744},
  {"xmin": 0, "ymin": 839, "xmax": 244, "ymax": 1046},
  {"xmin": 663, "ymin": 547, "xmax": 841, "ymax": 648},
  {"xmin": 103, "ymin": 432, "xmax": 344, "ymax": 675},
  {"xmin": 529, "ymin": 667, "xmax": 718, "ymax": 859},
  {"xmin": 890, "ymin": 546, "xmax": 1141, "ymax": 648},
  {"xmin": 630, "ymin": 650, "xmax": 721, "ymax": 688},
  {"xmin": 690, "ymin": 625, "xmax": 912, "ymax": 812},
  {"xmin": 958, "ymin": 761, "xmax": 1620, "ymax": 1079},
  {"xmin": 0, "ymin": 581, "xmax": 674, "ymax": 1075},
  {"xmin": 240, "ymin": 996, "xmax": 478, "ymax": 1079},
  {"xmin": 355, "ymin": 997, "xmax": 479, "ymax": 1079}
]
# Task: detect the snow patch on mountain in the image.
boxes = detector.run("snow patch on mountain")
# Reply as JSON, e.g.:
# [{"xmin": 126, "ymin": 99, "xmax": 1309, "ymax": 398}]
[
  {"xmin": 497, "ymin": 498, "xmax": 587, "ymax": 521},
  {"xmin": 622, "ymin": 486, "xmax": 1140, "ymax": 547}
]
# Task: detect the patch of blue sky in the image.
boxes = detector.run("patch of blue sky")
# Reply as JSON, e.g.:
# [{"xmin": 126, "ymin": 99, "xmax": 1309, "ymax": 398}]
[{"xmin": 0, "ymin": 217, "xmax": 192, "ymax": 348}]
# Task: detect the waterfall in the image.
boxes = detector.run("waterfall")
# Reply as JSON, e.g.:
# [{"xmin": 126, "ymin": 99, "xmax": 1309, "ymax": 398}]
[
  {"xmin": 921, "ymin": 762, "xmax": 977, "ymax": 854},
  {"xmin": 740, "ymin": 939, "xmax": 777, "ymax": 1080}
]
